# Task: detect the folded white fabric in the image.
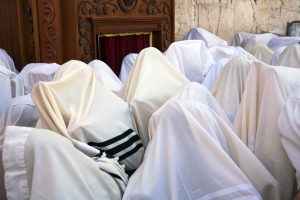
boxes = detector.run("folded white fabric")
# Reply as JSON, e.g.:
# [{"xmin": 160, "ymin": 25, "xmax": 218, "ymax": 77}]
[
  {"xmin": 88, "ymin": 59, "xmax": 122, "ymax": 92},
  {"xmin": 164, "ymin": 40, "xmax": 215, "ymax": 82},
  {"xmin": 120, "ymin": 47, "xmax": 189, "ymax": 146},
  {"xmin": 275, "ymin": 44, "xmax": 300, "ymax": 68},
  {"xmin": 234, "ymin": 61, "xmax": 300, "ymax": 200},
  {"xmin": 11, "ymin": 63, "xmax": 59, "ymax": 97},
  {"xmin": 0, "ymin": 49, "xmax": 17, "ymax": 73},
  {"xmin": 119, "ymin": 53, "xmax": 138, "ymax": 83},
  {"xmin": 32, "ymin": 60, "xmax": 144, "ymax": 171},
  {"xmin": 0, "ymin": 66, "xmax": 16, "ymax": 118},
  {"xmin": 183, "ymin": 27, "xmax": 228, "ymax": 47},
  {"xmin": 278, "ymin": 88, "xmax": 300, "ymax": 190},
  {"xmin": 2, "ymin": 126, "xmax": 125, "ymax": 200},
  {"xmin": 250, "ymin": 44, "xmax": 273, "ymax": 64},
  {"xmin": 209, "ymin": 45, "xmax": 256, "ymax": 62},
  {"xmin": 211, "ymin": 56, "xmax": 252, "ymax": 122},
  {"xmin": 267, "ymin": 37, "xmax": 300, "ymax": 50},
  {"xmin": 124, "ymin": 100, "xmax": 279, "ymax": 200}
]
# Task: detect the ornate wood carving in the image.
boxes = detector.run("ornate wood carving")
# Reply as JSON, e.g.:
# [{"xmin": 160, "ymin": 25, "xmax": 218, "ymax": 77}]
[
  {"xmin": 78, "ymin": 0, "xmax": 174, "ymax": 63},
  {"xmin": 35, "ymin": 0, "xmax": 62, "ymax": 63}
]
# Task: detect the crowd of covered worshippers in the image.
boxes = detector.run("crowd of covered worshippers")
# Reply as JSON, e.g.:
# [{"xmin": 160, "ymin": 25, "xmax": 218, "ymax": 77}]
[{"xmin": 0, "ymin": 27, "xmax": 300, "ymax": 200}]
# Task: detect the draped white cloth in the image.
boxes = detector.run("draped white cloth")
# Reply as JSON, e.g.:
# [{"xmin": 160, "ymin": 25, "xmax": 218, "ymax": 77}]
[
  {"xmin": 32, "ymin": 60, "xmax": 144, "ymax": 171},
  {"xmin": 164, "ymin": 40, "xmax": 215, "ymax": 82},
  {"xmin": 120, "ymin": 47, "xmax": 189, "ymax": 147},
  {"xmin": 0, "ymin": 49, "xmax": 17, "ymax": 73},
  {"xmin": 275, "ymin": 44, "xmax": 300, "ymax": 68},
  {"xmin": 0, "ymin": 66, "xmax": 16, "ymax": 118},
  {"xmin": 250, "ymin": 44, "xmax": 273, "ymax": 64},
  {"xmin": 278, "ymin": 88, "xmax": 300, "ymax": 190},
  {"xmin": 183, "ymin": 27, "xmax": 228, "ymax": 47},
  {"xmin": 2, "ymin": 126, "xmax": 126, "ymax": 200},
  {"xmin": 208, "ymin": 46, "xmax": 256, "ymax": 62},
  {"xmin": 88, "ymin": 60, "xmax": 122, "ymax": 92},
  {"xmin": 123, "ymin": 100, "xmax": 279, "ymax": 200},
  {"xmin": 119, "ymin": 53, "xmax": 137, "ymax": 83},
  {"xmin": 11, "ymin": 63, "xmax": 59, "ymax": 97},
  {"xmin": 211, "ymin": 56, "xmax": 252, "ymax": 122},
  {"xmin": 234, "ymin": 61, "xmax": 300, "ymax": 200},
  {"xmin": 267, "ymin": 37, "xmax": 300, "ymax": 50}
]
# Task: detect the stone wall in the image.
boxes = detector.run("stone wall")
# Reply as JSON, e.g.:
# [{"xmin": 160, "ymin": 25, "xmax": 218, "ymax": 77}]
[{"xmin": 175, "ymin": 0, "xmax": 300, "ymax": 44}]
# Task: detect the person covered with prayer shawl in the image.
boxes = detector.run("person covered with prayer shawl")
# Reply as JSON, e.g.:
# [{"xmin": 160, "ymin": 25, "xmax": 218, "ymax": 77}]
[
  {"xmin": 278, "ymin": 88, "xmax": 300, "ymax": 196},
  {"xmin": 123, "ymin": 98, "xmax": 279, "ymax": 199},
  {"xmin": 119, "ymin": 47, "xmax": 189, "ymax": 147},
  {"xmin": 234, "ymin": 61, "xmax": 300, "ymax": 200},
  {"xmin": 275, "ymin": 44, "xmax": 300, "ymax": 68},
  {"xmin": 250, "ymin": 44, "xmax": 273, "ymax": 64},
  {"xmin": 211, "ymin": 56, "xmax": 253, "ymax": 122}
]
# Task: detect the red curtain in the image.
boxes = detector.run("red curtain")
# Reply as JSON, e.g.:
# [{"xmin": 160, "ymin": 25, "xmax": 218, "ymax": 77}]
[{"xmin": 98, "ymin": 34, "xmax": 150, "ymax": 76}]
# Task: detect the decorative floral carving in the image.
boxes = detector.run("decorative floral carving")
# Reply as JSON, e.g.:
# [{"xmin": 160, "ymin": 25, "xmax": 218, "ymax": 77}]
[
  {"xmin": 25, "ymin": 0, "xmax": 36, "ymax": 62},
  {"xmin": 118, "ymin": 0, "xmax": 137, "ymax": 13}
]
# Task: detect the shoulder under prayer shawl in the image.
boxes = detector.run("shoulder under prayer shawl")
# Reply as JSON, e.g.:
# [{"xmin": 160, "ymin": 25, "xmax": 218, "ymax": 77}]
[
  {"xmin": 88, "ymin": 60, "xmax": 122, "ymax": 92},
  {"xmin": 119, "ymin": 47, "xmax": 189, "ymax": 147},
  {"xmin": 149, "ymin": 82, "xmax": 232, "ymax": 141},
  {"xmin": 278, "ymin": 88, "xmax": 300, "ymax": 190},
  {"xmin": 267, "ymin": 37, "xmax": 300, "ymax": 50},
  {"xmin": 250, "ymin": 44, "xmax": 273, "ymax": 64},
  {"xmin": 211, "ymin": 56, "xmax": 252, "ymax": 122},
  {"xmin": 234, "ymin": 61, "xmax": 300, "ymax": 200},
  {"xmin": 32, "ymin": 60, "xmax": 144, "ymax": 171},
  {"xmin": 119, "ymin": 53, "xmax": 137, "ymax": 83},
  {"xmin": 123, "ymin": 100, "xmax": 279, "ymax": 200},
  {"xmin": 183, "ymin": 27, "xmax": 228, "ymax": 47},
  {"xmin": 0, "ymin": 49, "xmax": 17, "ymax": 73},
  {"xmin": 275, "ymin": 44, "xmax": 300, "ymax": 68},
  {"xmin": 270, "ymin": 46, "xmax": 287, "ymax": 65},
  {"xmin": 11, "ymin": 63, "xmax": 59, "ymax": 97},
  {"xmin": 164, "ymin": 40, "xmax": 215, "ymax": 82},
  {"xmin": 3, "ymin": 126, "xmax": 125, "ymax": 200}
]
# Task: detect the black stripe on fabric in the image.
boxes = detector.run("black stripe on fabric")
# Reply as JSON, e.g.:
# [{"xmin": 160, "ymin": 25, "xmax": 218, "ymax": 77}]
[
  {"xmin": 88, "ymin": 128, "xmax": 134, "ymax": 148},
  {"xmin": 102, "ymin": 135, "xmax": 141, "ymax": 155},
  {"xmin": 119, "ymin": 143, "xmax": 143, "ymax": 161},
  {"xmin": 106, "ymin": 172, "xmax": 124, "ymax": 183}
]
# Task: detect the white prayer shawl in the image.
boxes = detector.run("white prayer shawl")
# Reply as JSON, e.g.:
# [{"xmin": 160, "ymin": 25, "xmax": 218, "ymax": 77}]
[
  {"xmin": 0, "ymin": 49, "xmax": 17, "ymax": 73},
  {"xmin": 270, "ymin": 46, "xmax": 287, "ymax": 65},
  {"xmin": 119, "ymin": 53, "xmax": 138, "ymax": 83},
  {"xmin": 164, "ymin": 40, "xmax": 215, "ymax": 82},
  {"xmin": 149, "ymin": 82, "xmax": 232, "ymax": 141},
  {"xmin": 123, "ymin": 101, "xmax": 279, "ymax": 200},
  {"xmin": 32, "ymin": 60, "xmax": 144, "ymax": 171},
  {"xmin": 88, "ymin": 60, "xmax": 122, "ymax": 92},
  {"xmin": 250, "ymin": 44, "xmax": 273, "ymax": 64},
  {"xmin": 11, "ymin": 63, "xmax": 59, "ymax": 97},
  {"xmin": 2, "ymin": 126, "xmax": 126, "ymax": 200},
  {"xmin": 208, "ymin": 46, "xmax": 256, "ymax": 62},
  {"xmin": 183, "ymin": 27, "xmax": 228, "ymax": 47},
  {"xmin": 211, "ymin": 56, "xmax": 252, "ymax": 122},
  {"xmin": 275, "ymin": 44, "xmax": 300, "ymax": 68},
  {"xmin": 0, "ymin": 66, "xmax": 16, "ymax": 118},
  {"xmin": 267, "ymin": 37, "xmax": 300, "ymax": 50},
  {"xmin": 120, "ymin": 47, "xmax": 189, "ymax": 147},
  {"xmin": 278, "ymin": 88, "xmax": 300, "ymax": 190},
  {"xmin": 234, "ymin": 61, "xmax": 300, "ymax": 200}
]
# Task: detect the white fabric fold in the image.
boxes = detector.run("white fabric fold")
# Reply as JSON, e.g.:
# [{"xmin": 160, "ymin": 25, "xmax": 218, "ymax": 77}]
[
  {"xmin": 120, "ymin": 47, "xmax": 189, "ymax": 146},
  {"xmin": 267, "ymin": 37, "xmax": 300, "ymax": 50},
  {"xmin": 88, "ymin": 59, "xmax": 122, "ymax": 92},
  {"xmin": 275, "ymin": 44, "xmax": 300, "ymax": 68},
  {"xmin": 0, "ymin": 49, "xmax": 17, "ymax": 73},
  {"xmin": 119, "ymin": 53, "xmax": 138, "ymax": 83},
  {"xmin": 250, "ymin": 44, "xmax": 273, "ymax": 64}
]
